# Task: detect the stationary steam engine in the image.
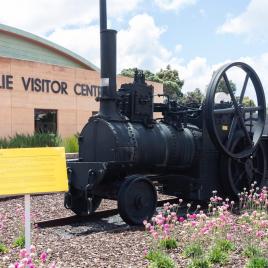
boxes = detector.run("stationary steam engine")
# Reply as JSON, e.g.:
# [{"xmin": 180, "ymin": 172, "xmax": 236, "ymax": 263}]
[{"xmin": 64, "ymin": 0, "xmax": 267, "ymax": 224}]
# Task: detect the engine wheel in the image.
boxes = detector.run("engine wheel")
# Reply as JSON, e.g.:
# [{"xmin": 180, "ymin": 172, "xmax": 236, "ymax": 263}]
[
  {"xmin": 65, "ymin": 193, "xmax": 102, "ymax": 216},
  {"xmin": 221, "ymin": 135, "xmax": 267, "ymax": 197},
  {"xmin": 118, "ymin": 175, "xmax": 157, "ymax": 225}
]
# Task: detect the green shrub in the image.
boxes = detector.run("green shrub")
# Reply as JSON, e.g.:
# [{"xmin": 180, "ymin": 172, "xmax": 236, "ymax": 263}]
[
  {"xmin": 62, "ymin": 135, "xmax": 78, "ymax": 153},
  {"xmin": 184, "ymin": 244, "xmax": 203, "ymax": 258},
  {"xmin": 208, "ymin": 247, "xmax": 228, "ymax": 264},
  {"xmin": 243, "ymin": 245, "xmax": 262, "ymax": 258},
  {"xmin": 0, "ymin": 242, "xmax": 8, "ymax": 253},
  {"xmin": 13, "ymin": 234, "xmax": 25, "ymax": 248},
  {"xmin": 246, "ymin": 257, "xmax": 268, "ymax": 268},
  {"xmin": 158, "ymin": 238, "xmax": 178, "ymax": 250},
  {"xmin": 146, "ymin": 250, "xmax": 175, "ymax": 268},
  {"xmin": 188, "ymin": 258, "xmax": 210, "ymax": 268},
  {"xmin": 0, "ymin": 133, "xmax": 61, "ymax": 148}
]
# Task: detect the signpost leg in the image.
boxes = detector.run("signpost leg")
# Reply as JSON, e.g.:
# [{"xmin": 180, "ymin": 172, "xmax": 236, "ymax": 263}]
[{"xmin": 24, "ymin": 194, "xmax": 31, "ymax": 254}]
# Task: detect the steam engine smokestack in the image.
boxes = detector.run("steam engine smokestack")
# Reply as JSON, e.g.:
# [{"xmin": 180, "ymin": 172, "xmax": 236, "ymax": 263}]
[{"xmin": 99, "ymin": 0, "xmax": 118, "ymax": 118}]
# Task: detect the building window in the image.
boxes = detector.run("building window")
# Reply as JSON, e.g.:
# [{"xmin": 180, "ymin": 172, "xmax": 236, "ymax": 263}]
[{"xmin": 34, "ymin": 109, "xmax": 57, "ymax": 134}]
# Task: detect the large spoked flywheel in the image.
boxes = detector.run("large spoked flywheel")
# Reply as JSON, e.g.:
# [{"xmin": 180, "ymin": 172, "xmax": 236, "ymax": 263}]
[
  {"xmin": 118, "ymin": 175, "xmax": 157, "ymax": 225},
  {"xmin": 205, "ymin": 62, "xmax": 266, "ymax": 158}
]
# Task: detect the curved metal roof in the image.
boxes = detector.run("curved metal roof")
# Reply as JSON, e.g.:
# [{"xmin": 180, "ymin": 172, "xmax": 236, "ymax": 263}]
[{"xmin": 0, "ymin": 24, "xmax": 99, "ymax": 71}]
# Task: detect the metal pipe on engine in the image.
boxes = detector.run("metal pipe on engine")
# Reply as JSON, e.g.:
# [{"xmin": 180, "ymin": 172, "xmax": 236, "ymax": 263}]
[{"xmin": 99, "ymin": 0, "xmax": 118, "ymax": 118}]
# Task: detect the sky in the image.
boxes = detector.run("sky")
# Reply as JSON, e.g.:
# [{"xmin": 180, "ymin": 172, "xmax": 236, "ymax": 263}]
[{"xmin": 0, "ymin": 0, "xmax": 268, "ymax": 95}]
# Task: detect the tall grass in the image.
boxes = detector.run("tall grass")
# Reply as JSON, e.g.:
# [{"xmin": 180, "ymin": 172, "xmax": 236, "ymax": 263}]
[
  {"xmin": 0, "ymin": 133, "xmax": 79, "ymax": 153},
  {"xmin": 61, "ymin": 135, "xmax": 79, "ymax": 153},
  {"xmin": 0, "ymin": 133, "xmax": 62, "ymax": 148}
]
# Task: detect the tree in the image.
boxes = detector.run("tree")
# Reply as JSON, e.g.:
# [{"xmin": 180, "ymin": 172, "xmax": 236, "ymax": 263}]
[
  {"xmin": 120, "ymin": 65, "xmax": 184, "ymax": 101},
  {"xmin": 217, "ymin": 78, "xmax": 237, "ymax": 94},
  {"xmin": 180, "ymin": 88, "xmax": 204, "ymax": 106},
  {"xmin": 154, "ymin": 65, "xmax": 184, "ymax": 100},
  {"xmin": 242, "ymin": 96, "xmax": 255, "ymax": 107},
  {"xmin": 120, "ymin": 68, "xmax": 135, "ymax": 78},
  {"xmin": 120, "ymin": 68, "xmax": 156, "ymax": 81}
]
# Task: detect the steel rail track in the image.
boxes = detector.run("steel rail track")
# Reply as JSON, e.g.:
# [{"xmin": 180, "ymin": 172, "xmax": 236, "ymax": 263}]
[{"xmin": 35, "ymin": 197, "xmax": 180, "ymax": 228}]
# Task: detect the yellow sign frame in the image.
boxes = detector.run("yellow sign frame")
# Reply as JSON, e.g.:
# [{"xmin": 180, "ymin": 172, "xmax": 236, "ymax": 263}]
[{"xmin": 0, "ymin": 147, "xmax": 68, "ymax": 196}]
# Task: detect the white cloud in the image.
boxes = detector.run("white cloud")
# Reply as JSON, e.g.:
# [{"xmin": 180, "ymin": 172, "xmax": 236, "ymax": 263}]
[
  {"xmin": 117, "ymin": 13, "xmax": 172, "ymax": 71},
  {"xmin": 154, "ymin": 0, "xmax": 196, "ymax": 11},
  {"xmin": 48, "ymin": 25, "xmax": 100, "ymax": 66},
  {"xmin": 217, "ymin": 0, "xmax": 268, "ymax": 41},
  {"xmin": 48, "ymin": 13, "xmax": 171, "ymax": 71},
  {"xmin": 0, "ymin": 0, "xmax": 141, "ymax": 35},
  {"xmin": 47, "ymin": 12, "xmax": 268, "ymax": 99},
  {"xmin": 174, "ymin": 54, "xmax": 268, "ymax": 100}
]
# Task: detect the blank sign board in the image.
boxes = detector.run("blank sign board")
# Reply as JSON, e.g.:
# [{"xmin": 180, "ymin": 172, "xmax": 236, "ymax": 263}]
[{"xmin": 0, "ymin": 147, "xmax": 68, "ymax": 196}]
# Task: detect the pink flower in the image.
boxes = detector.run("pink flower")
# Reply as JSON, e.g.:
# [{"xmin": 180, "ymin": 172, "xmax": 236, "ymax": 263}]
[
  {"xmin": 149, "ymin": 226, "xmax": 154, "ymax": 232},
  {"xmin": 30, "ymin": 245, "xmax": 36, "ymax": 253},
  {"xmin": 256, "ymin": 230, "xmax": 265, "ymax": 238},
  {"xmin": 152, "ymin": 231, "xmax": 158, "ymax": 239},
  {"xmin": 163, "ymin": 224, "xmax": 169, "ymax": 230},
  {"xmin": 21, "ymin": 257, "xmax": 28, "ymax": 264},
  {"xmin": 171, "ymin": 212, "xmax": 177, "ymax": 218},
  {"xmin": 226, "ymin": 233, "xmax": 232, "ymax": 240},
  {"xmin": 178, "ymin": 217, "xmax": 185, "ymax": 222},
  {"xmin": 143, "ymin": 249, "xmax": 148, "ymax": 256},
  {"xmin": 145, "ymin": 223, "xmax": 151, "ymax": 229},
  {"xmin": 189, "ymin": 214, "xmax": 197, "ymax": 220},
  {"xmin": 191, "ymin": 221, "xmax": 197, "ymax": 227},
  {"xmin": 19, "ymin": 249, "xmax": 28, "ymax": 259},
  {"xmin": 164, "ymin": 229, "xmax": 169, "ymax": 236},
  {"xmin": 40, "ymin": 252, "xmax": 48, "ymax": 263}
]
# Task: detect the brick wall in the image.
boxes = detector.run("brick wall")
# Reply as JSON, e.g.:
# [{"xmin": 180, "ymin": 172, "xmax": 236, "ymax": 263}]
[{"xmin": 0, "ymin": 57, "xmax": 163, "ymax": 138}]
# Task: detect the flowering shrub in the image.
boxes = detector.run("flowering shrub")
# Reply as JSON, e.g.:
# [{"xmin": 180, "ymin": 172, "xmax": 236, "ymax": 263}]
[
  {"xmin": 144, "ymin": 183, "xmax": 268, "ymax": 267},
  {"xmin": 0, "ymin": 206, "xmax": 57, "ymax": 267},
  {"xmin": 6, "ymin": 246, "xmax": 57, "ymax": 268}
]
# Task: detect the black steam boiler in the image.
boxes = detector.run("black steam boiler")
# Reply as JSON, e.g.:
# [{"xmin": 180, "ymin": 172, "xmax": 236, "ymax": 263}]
[{"xmin": 64, "ymin": 0, "xmax": 267, "ymax": 224}]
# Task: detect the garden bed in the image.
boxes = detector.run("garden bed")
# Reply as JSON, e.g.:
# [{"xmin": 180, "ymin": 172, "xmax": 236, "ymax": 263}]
[{"xmin": 0, "ymin": 185, "xmax": 268, "ymax": 267}]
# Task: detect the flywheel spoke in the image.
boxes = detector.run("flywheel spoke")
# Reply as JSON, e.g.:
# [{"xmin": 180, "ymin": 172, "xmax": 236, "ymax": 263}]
[
  {"xmin": 227, "ymin": 116, "xmax": 238, "ymax": 149},
  {"xmin": 223, "ymin": 73, "xmax": 239, "ymax": 109},
  {"xmin": 243, "ymin": 106, "xmax": 263, "ymax": 112},
  {"xmin": 214, "ymin": 108, "xmax": 235, "ymax": 114},
  {"xmin": 223, "ymin": 72, "xmax": 253, "ymax": 147},
  {"xmin": 239, "ymin": 74, "xmax": 249, "ymax": 103}
]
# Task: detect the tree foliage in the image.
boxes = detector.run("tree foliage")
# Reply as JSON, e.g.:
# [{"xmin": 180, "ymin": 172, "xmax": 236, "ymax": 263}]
[
  {"xmin": 120, "ymin": 68, "xmax": 155, "ymax": 81},
  {"xmin": 180, "ymin": 88, "xmax": 204, "ymax": 106},
  {"xmin": 217, "ymin": 78, "xmax": 237, "ymax": 94},
  {"xmin": 120, "ymin": 65, "xmax": 184, "ymax": 101},
  {"xmin": 242, "ymin": 96, "xmax": 256, "ymax": 107},
  {"xmin": 155, "ymin": 65, "xmax": 184, "ymax": 100}
]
